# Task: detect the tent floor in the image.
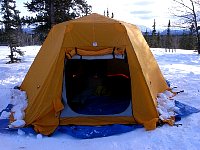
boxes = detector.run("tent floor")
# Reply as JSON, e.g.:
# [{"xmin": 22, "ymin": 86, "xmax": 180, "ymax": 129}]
[{"xmin": 68, "ymin": 94, "xmax": 131, "ymax": 115}]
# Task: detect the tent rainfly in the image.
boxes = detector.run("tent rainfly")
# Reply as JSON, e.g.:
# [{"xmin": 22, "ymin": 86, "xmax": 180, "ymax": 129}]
[{"xmin": 19, "ymin": 13, "xmax": 170, "ymax": 135}]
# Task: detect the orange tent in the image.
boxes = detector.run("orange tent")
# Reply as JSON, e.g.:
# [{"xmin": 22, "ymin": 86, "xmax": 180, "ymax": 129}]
[{"xmin": 20, "ymin": 13, "xmax": 169, "ymax": 135}]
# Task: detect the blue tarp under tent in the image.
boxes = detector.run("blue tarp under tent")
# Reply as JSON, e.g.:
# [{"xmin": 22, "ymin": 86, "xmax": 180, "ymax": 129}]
[{"xmin": 0, "ymin": 100, "xmax": 199, "ymax": 139}]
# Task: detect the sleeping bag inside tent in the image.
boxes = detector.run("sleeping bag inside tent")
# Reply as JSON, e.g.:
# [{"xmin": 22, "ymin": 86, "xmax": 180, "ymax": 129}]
[{"xmin": 19, "ymin": 13, "xmax": 170, "ymax": 135}]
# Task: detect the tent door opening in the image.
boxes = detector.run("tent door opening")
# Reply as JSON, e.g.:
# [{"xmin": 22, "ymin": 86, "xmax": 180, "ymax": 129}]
[{"xmin": 61, "ymin": 57, "xmax": 133, "ymax": 117}]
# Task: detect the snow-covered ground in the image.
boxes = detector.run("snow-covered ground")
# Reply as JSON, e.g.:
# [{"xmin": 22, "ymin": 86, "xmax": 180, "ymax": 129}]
[{"xmin": 0, "ymin": 46, "xmax": 200, "ymax": 150}]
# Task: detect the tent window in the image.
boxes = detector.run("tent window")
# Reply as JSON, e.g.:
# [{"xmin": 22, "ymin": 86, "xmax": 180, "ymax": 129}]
[{"xmin": 64, "ymin": 59, "xmax": 132, "ymax": 115}]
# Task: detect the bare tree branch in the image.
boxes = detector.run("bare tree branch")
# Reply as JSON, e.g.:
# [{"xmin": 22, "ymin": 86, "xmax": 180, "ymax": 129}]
[
  {"xmin": 173, "ymin": 0, "xmax": 193, "ymax": 11},
  {"xmin": 172, "ymin": 0, "xmax": 200, "ymax": 54}
]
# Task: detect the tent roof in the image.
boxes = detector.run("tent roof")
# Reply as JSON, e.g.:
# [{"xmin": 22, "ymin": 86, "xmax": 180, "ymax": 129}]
[{"xmin": 54, "ymin": 13, "xmax": 136, "ymax": 51}]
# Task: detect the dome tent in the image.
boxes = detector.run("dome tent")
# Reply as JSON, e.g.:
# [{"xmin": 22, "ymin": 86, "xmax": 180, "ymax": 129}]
[{"xmin": 20, "ymin": 13, "xmax": 169, "ymax": 135}]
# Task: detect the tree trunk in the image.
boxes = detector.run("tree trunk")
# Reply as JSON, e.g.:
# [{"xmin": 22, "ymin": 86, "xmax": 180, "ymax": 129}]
[
  {"xmin": 10, "ymin": 46, "xmax": 14, "ymax": 63},
  {"xmin": 191, "ymin": 0, "xmax": 200, "ymax": 54},
  {"xmin": 197, "ymin": 34, "xmax": 200, "ymax": 54},
  {"xmin": 50, "ymin": 0, "xmax": 55, "ymax": 27}
]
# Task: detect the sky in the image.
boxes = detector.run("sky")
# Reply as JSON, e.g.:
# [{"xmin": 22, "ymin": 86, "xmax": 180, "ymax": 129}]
[
  {"xmin": 87, "ymin": 0, "xmax": 175, "ymax": 29},
  {"xmin": 16, "ymin": 0, "xmax": 175, "ymax": 29}
]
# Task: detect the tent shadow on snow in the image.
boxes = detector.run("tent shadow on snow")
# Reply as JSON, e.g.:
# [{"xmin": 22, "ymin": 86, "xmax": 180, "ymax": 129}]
[{"xmin": 1, "ymin": 13, "xmax": 199, "ymax": 138}]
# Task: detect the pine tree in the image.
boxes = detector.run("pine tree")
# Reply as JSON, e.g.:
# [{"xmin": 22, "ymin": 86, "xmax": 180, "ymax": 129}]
[
  {"xmin": 0, "ymin": 0, "xmax": 24, "ymax": 63},
  {"xmin": 107, "ymin": 8, "xmax": 109, "ymax": 17},
  {"xmin": 189, "ymin": 23, "xmax": 196, "ymax": 49},
  {"xmin": 0, "ymin": 27, "xmax": 6, "ymax": 45},
  {"xmin": 151, "ymin": 19, "xmax": 157, "ymax": 48},
  {"xmin": 157, "ymin": 32, "xmax": 161, "ymax": 48},
  {"xmin": 24, "ymin": 0, "xmax": 92, "ymax": 42},
  {"xmin": 165, "ymin": 20, "xmax": 173, "ymax": 52},
  {"xmin": 179, "ymin": 31, "xmax": 195, "ymax": 50},
  {"xmin": 179, "ymin": 32, "xmax": 188, "ymax": 49},
  {"xmin": 111, "ymin": 12, "xmax": 114, "ymax": 18},
  {"xmin": 104, "ymin": 8, "xmax": 114, "ymax": 18},
  {"xmin": 144, "ymin": 29, "xmax": 150, "ymax": 44}
]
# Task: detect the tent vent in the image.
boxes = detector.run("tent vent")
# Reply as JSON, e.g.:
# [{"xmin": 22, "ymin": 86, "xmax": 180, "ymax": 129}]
[{"xmin": 92, "ymin": 41, "xmax": 98, "ymax": 47}]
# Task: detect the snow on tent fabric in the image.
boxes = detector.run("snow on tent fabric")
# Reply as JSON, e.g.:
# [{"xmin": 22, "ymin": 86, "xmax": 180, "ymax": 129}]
[{"xmin": 19, "ymin": 13, "xmax": 171, "ymax": 135}]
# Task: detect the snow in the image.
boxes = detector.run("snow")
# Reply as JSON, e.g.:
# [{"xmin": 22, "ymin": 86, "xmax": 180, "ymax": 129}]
[
  {"xmin": 0, "ymin": 46, "xmax": 200, "ymax": 150},
  {"xmin": 36, "ymin": 134, "xmax": 43, "ymax": 139},
  {"xmin": 17, "ymin": 129, "xmax": 25, "ymax": 136},
  {"xmin": 9, "ymin": 120, "xmax": 26, "ymax": 128},
  {"xmin": 9, "ymin": 89, "xmax": 27, "ymax": 127},
  {"xmin": 157, "ymin": 91, "xmax": 178, "ymax": 121},
  {"xmin": 0, "ymin": 111, "xmax": 11, "ymax": 119}
]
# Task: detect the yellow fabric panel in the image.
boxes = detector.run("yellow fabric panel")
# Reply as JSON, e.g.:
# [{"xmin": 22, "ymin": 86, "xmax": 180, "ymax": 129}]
[
  {"xmin": 123, "ymin": 23, "xmax": 168, "ymax": 101},
  {"xmin": 20, "ymin": 23, "xmax": 66, "ymax": 131},
  {"xmin": 66, "ymin": 47, "xmax": 125, "ymax": 58},
  {"xmin": 126, "ymin": 44, "xmax": 159, "ymax": 125},
  {"xmin": 32, "ymin": 109, "xmax": 60, "ymax": 135},
  {"xmin": 62, "ymin": 22, "xmax": 127, "ymax": 48},
  {"xmin": 66, "ymin": 47, "xmax": 113, "ymax": 57},
  {"xmin": 143, "ymin": 118, "xmax": 159, "ymax": 130},
  {"xmin": 77, "ymin": 48, "xmax": 112, "ymax": 56},
  {"xmin": 121, "ymin": 22, "xmax": 168, "ymax": 125},
  {"xmin": 60, "ymin": 116, "xmax": 135, "ymax": 125}
]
